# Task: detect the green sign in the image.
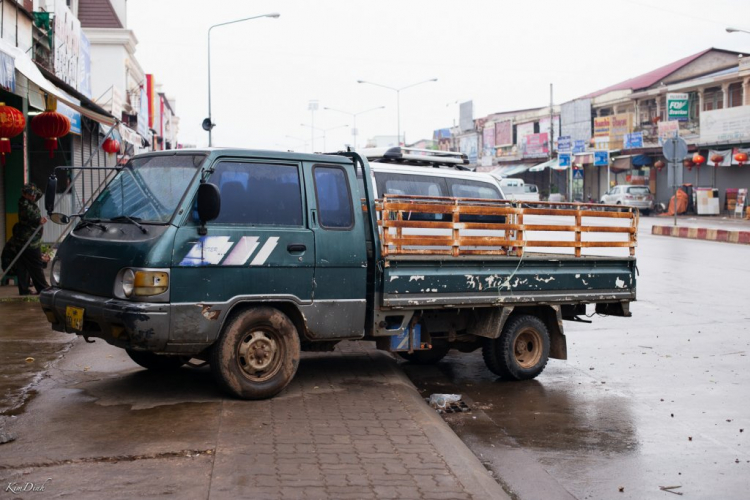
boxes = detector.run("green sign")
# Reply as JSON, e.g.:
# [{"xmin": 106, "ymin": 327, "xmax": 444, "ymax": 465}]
[{"xmin": 667, "ymin": 93, "xmax": 689, "ymax": 121}]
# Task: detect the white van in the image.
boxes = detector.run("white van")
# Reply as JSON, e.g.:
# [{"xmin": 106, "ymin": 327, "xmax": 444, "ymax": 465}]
[{"xmin": 494, "ymin": 177, "xmax": 540, "ymax": 202}]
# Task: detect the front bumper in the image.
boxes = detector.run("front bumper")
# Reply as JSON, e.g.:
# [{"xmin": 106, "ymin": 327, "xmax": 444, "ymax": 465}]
[{"xmin": 40, "ymin": 287, "xmax": 171, "ymax": 351}]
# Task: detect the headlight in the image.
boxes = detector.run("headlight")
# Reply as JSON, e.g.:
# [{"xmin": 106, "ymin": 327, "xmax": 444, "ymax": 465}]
[
  {"xmin": 51, "ymin": 259, "xmax": 62, "ymax": 286},
  {"xmin": 122, "ymin": 269, "xmax": 135, "ymax": 297}
]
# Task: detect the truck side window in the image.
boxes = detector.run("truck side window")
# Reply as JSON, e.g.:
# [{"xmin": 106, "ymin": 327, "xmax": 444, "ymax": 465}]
[
  {"xmin": 314, "ymin": 166, "xmax": 354, "ymax": 230},
  {"xmin": 210, "ymin": 161, "xmax": 303, "ymax": 226}
]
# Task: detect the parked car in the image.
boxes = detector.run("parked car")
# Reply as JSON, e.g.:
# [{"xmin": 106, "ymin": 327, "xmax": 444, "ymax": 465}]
[
  {"xmin": 600, "ymin": 185, "xmax": 654, "ymax": 215},
  {"xmin": 491, "ymin": 177, "xmax": 540, "ymax": 202}
]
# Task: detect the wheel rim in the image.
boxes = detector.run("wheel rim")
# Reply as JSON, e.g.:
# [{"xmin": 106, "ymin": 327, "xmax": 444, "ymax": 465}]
[
  {"xmin": 514, "ymin": 328, "xmax": 543, "ymax": 369},
  {"xmin": 236, "ymin": 329, "xmax": 282, "ymax": 382}
]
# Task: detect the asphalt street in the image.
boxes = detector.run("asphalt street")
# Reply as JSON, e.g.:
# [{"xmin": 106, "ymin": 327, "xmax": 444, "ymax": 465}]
[{"xmin": 402, "ymin": 216, "xmax": 750, "ymax": 499}]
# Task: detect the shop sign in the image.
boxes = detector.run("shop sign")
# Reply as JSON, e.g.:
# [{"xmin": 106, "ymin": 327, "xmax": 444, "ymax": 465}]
[
  {"xmin": 594, "ymin": 151, "xmax": 609, "ymax": 166},
  {"xmin": 524, "ymin": 132, "xmax": 549, "ymax": 156},
  {"xmin": 559, "ymin": 153, "xmax": 571, "ymax": 167},
  {"xmin": 137, "ymin": 85, "xmax": 149, "ymax": 139},
  {"xmin": 558, "ymin": 135, "xmax": 571, "ymax": 152},
  {"xmin": 495, "ymin": 120, "xmax": 512, "ymax": 146},
  {"xmin": 572, "ymin": 140, "xmax": 586, "ymax": 153},
  {"xmin": 736, "ymin": 189, "xmax": 748, "ymax": 217},
  {"xmin": 0, "ymin": 49, "xmax": 15, "ymax": 92},
  {"xmin": 594, "ymin": 113, "xmax": 633, "ymax": 149},
  {"xmin": 658, "ymin": 120, "xmax": 680, "ymax": 145},
  {"xmin": 700, "ymin": 106, "xmax": 750, "ymax": 144},
  {"xmin": 482, "ymin": 126, "xmax": 495, "ymax": 157},
  {"xmin": 539, "ymin": 116, "xmax": 560, "ymax": 143},
  {"xmin": 57, "ymin": 101, "xmax": 81, "ymax": 135},
  {"xmin": 624, "ymin": 132, "xmax": 643, "ymax": 149},
  {"xmin": 54, "ymin": 0, "xmax": 81, "ymax": 88},
  {"xmin": 593, "ymin": 116, "xmax": 610, "ymax": 137},
  {"xmin": 459, "ymin": 134, "xmax": 478, "ymax": 164},
  {"xmin": 667, "ymin": 93, "xmax": 689, "ymax": 121},
  {"xmin": 516, "ymin": 122, "xmax": 535, "ymax": 147}
]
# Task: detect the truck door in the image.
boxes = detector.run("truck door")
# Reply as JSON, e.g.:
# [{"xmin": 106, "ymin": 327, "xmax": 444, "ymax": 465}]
[
  {"xmin": 172, "ymin": 160, "xmax": 314, "ymax": 305},
  {"xmin": 303, "ymin": 163, "xmax": 367, "ymax": 339}
]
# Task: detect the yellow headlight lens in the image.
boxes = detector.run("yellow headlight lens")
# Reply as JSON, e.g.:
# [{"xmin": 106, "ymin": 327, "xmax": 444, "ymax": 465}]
[{"xmin": 132, "ymin": 271, "xmax": 169, "ymax": 296}]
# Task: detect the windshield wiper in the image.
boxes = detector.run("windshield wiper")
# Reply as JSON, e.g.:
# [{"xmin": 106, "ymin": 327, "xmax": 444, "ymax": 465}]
[
  {"xmin": 75, "ymin": 219, "xmax": 108, "ymax": 232},
  {"xmin": 111, "ymin": 215, "xmax": 148, "ymax": 234}
]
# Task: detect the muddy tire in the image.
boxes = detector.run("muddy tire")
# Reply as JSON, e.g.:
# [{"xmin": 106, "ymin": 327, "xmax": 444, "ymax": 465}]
[
  {"xmin": 210, "ymin": 307, "xmax": 300, "ymax": 400},
  {"xmin": 126, "ymin": 349, "xmax": 188, "ymax": 371},
  {"xmin": 397, "ymin": 341, "xmax": 450, "ymax": 365},
  {"xmin": 482, "ymin": 314, "xmax": 550, "ymax": 380}
]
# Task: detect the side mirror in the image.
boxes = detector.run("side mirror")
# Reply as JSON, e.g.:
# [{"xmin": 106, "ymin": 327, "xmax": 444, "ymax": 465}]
[
  {"xmin": 49, "ymin": 213, "xmax": 70, "ymax": 225},
  {"xmin": 197, "ymin": 182, "xmax": 221, "ymax": 235},
  {"xmin": 45, "ymin": 175, "xmax": 57, "ymax": 213}
]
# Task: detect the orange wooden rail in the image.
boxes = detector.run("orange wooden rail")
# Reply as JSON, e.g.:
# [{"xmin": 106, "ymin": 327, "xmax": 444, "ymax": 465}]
[{"xmin": 374, "ymin": 194, "xmax": 638, "ymax": 258}]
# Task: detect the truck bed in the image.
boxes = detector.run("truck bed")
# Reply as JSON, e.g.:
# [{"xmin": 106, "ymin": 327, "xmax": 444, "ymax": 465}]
[{"xmin": 374, "ymin": 195, "xmax": 638, "ymax": 309}]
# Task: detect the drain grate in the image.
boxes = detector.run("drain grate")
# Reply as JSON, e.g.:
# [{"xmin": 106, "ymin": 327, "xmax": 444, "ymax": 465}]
[{"xmin": 426, "ymin": 398, "xmax": 472, "ymax": 414}]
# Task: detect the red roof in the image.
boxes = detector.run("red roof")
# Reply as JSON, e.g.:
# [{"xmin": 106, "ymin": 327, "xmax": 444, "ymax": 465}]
[
  {"xmin": 78, "ymin": 0, "xmax": 123, "ymax": 29},
  {"xmin": 581, "ymin": 49, "xmax": 713, "ymax": 99}
]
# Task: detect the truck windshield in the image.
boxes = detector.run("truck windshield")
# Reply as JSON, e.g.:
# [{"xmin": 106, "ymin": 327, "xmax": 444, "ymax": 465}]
[{"xmin": 85, "ymin": 154, "xmax": 204, "ymax": 223}]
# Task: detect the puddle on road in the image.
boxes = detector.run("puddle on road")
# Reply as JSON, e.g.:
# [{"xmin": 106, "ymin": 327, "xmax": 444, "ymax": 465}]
[{"xmin": 0, "ymin": 301, "xmax": 73, "ymax": 416}]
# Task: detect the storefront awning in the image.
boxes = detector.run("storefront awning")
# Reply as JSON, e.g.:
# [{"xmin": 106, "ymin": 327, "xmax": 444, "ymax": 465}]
[
  {"xmin": 0, "ymin": 38, "xmax": 117, "ymax": 127},
  {"xmin": 500, "ymin": 163, "xmax": 533, "ymax": 177},
  {"xmin": 529, "ymin": 158, "xmax": 569, "ymax": 171}
]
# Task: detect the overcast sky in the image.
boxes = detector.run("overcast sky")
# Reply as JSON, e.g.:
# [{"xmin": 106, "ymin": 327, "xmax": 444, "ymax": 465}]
[{"xmin": 127, "ymin": 0, "xmax": 750, "ymax": 152}]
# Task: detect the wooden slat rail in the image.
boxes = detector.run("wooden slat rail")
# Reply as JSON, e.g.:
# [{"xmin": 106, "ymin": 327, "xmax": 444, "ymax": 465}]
[{"xmin": 375, "ymin": 194, "xmax": 638, "ymax": 258}]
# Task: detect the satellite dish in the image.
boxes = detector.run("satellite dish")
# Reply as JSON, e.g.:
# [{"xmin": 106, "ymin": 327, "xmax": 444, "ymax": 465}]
[{"xmin": 202, "ymin": 118, "xmax": 214, "ymax": 131}]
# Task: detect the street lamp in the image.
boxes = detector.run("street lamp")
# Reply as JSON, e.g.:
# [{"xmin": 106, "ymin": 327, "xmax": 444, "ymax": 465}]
[
  {"xmin": 323, "ymin": 105, "xmax": 385, "ymax": 150},
  {"xmin": 726, "ymin": 27, "xmax": 750, "ymax": 34},
  {"xmin": 357, "ymin": 78, "xmax": 437, "ymax": 146},
  {"xmin": 205, "ymin": 12, "xmax": 280, "ymax": 147},
  {"xmin": 300, "ymin": 123, "xmax": 348, "ymax": 152}
]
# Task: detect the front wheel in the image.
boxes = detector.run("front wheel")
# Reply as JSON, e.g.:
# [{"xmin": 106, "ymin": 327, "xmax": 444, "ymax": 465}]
[
  {"xmin": 210, "ymin": 307, "xmax": 300, "ymax": 400},
  {"xmin": 126, "ymin": 349, "xmax": 188, "ymax": 371},
  {"xmin": 482, "ymin": 314, "xmax": 550, "ymax": 380}
]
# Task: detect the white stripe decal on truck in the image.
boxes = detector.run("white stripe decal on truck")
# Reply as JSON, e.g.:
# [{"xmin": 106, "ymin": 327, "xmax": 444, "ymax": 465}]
[
  {"xmin": 250, "ymin": 237, "xmax": 279, "ymax": 266},
  {"xmin": 223, "ymin": 236, "xmax": 260, "ymax": 266}
]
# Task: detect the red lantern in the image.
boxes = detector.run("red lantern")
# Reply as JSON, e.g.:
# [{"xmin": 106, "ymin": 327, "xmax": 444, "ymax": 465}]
[
  {"xmin": 102, "ymin": 138, "xmax": 120, "ymax": 155},
  {"xmin": 692, "ymin": 154, "xmax": 705, "ymax": 166},
  {"xmin": 31, "ymin": 110, "xmax": 71, "ymax": 158},
  {"xmin": 652, "ymin": 116, "xmax": 661, "ymax": 124},
  {"xmin": 710, "ymin": 154, "xmax": 724, "ymax": 167},
  {"xmin": 683, "ymin": 158, "xmax": 694, "ymax": 171},
  {"xmin": 654, "ymin": 160, "xmax": 665, "ymax": 171},
  {"xmin": 735, "ymin": 152, "xmax": 748, "ymax": 166},
  {"xmin": 0, "ymin": 103, "xmax": 26, "ymax": 165}
]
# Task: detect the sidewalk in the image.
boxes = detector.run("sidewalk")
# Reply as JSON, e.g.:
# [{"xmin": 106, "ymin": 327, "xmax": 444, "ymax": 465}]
[
  {"xmin": 645, "ymin": 213, "xmax": 750, "ymax": 244},
  {"xmin": 0, "ymin": 322, "xmax": 510, "ymax": 500}
]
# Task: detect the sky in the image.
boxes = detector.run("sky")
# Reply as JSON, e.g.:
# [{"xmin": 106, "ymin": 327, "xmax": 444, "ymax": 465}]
[{"xmin": 127, "ymin": 0, "xmax": 750, "ymax": 152}]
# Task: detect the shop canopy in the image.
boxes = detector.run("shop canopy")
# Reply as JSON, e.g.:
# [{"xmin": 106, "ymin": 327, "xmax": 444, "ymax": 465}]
[
  {"xmin": 529, "ymin": 158, "xmax": 569, "ymax": 172},
  {"xmin": 499, "ymin": 163, "xmax": 533, "ymax": 177}
]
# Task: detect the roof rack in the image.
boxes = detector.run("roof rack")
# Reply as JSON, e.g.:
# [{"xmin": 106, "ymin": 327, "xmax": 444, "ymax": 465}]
[{"xmin": 360, "ymin": 146, "xmax": 470, "ymax": 170}]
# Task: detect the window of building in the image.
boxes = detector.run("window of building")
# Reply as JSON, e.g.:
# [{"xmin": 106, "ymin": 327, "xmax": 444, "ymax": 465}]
[
  {"xmin": 728, "ymin": 82, "xmax": 743, "ymax": 108},
  {"xmin": 703, "ymin": 87, "xmax": 723, "ymax": 111},
  {"xmin": 314, "ymin": 166, "xmax": 354, "ymax": 229}
]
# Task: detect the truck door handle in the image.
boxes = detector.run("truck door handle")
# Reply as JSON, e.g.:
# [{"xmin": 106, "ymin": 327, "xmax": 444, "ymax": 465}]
[{"xmin": 287, "ymin": 244, "xmax": 306, "ymax": 253}]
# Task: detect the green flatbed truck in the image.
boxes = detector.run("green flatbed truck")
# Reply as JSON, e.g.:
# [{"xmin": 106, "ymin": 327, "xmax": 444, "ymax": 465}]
[{"xmin": 40, "ymin": 149, "xmax": 637, "ymax": 399}]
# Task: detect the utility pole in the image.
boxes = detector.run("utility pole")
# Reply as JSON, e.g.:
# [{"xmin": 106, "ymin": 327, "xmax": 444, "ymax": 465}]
[{"xmin": 549, "ymin": 83, "xmax": 554, "ymax": 194}]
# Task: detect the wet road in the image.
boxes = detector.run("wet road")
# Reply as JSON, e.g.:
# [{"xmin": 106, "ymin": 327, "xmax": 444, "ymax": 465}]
[
  {"xmin": 0, "ymin": 301, "xmax": 72, "ymax": 419},
  {"xmin": 402, "ymin": 220, "xmax": 750, "ymax": 499}
]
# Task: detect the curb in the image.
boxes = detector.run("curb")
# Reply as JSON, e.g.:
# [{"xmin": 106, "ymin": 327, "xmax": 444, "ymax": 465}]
[
  {"xmin": 374, "ymin": 350, "xmax": 511, "ymax": 500},
  {"xmin": 652, "ymin": 225, "xmax": 750, "ymax": 244}
]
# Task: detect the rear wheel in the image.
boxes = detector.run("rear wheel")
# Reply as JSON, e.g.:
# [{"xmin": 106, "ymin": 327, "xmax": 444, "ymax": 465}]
[
  {"xmin": 482, "ymin": 314, "xmax": 550, "ymax": 380},
  {"xmin": 211, "ymin": 307, "xmax": 300, "ymax": 400},
  {"xmin": 126, "ymin": 349, "xmax": 188, "ymax": 371},
  {"xmin": 397, "ymin": 341, "xmax": 450, "ymax": 365}
]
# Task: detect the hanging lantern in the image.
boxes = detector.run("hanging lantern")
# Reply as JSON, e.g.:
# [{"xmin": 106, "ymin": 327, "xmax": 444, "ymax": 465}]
[
  {"xmin": 0, "ymin": 103, "xmax": 26, "ymax": 165},
  {"xmin": 710, "ymin": 154, "xmax": 724, "ymax": 167},
  {"xmin": 31, "ymin": 110, "xmax": 71, "ymax": 159},
  {"xmin": 734, "ymin": 152, "xmax": 748, "ymax": 166},
  {"xmin": 683, "ymin": 157, "xmax": 694, "ymax": 171},
  {"xmin": 654, "ymin": 160, "xmax": 665, "ymax": 171},
  {"xmin": 693, "ymin": 154, "xmax": 705, "ymax": 166},
  {"xmin": 102, "ymin": 138, "xmax": 120, "ymax": 155}
]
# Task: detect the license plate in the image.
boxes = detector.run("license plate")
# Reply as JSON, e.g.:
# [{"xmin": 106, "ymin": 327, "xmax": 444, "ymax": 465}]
[{"xmin": 66, "ymin": 306, "xmax": 84, "ymax": 331}]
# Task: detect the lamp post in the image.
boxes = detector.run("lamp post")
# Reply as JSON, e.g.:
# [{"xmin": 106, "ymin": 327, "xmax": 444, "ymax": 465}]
[
  {"xmin": 323, "ymin": 106, "xmax": 385, "ymax": 150},
  {"xmin": 300, "ymin": 123, "xmax": 348, "ymax": 152},
  {"xmin": 205, "ymin": 12, "xmax": 280, "ymax": 147},
  {"xmin": 357, "ymin": 78, "xmax": 437, "ymax": 146}
]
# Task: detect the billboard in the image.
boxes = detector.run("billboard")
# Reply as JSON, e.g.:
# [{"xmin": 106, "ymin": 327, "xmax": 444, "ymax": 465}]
[
  {"xmin": 524, "ymin": 132, "xmax": 549, "ymax": 156},
  {"xmin": 700, "ymin": 106, "xmax": 750, "ymax": 144},
  {"xmin": 516, "ymin": 122, "xmax": 534, "ymax": 147},
  {"xmin": 459, "ymin": 101, "xmax": 474, "ymax": 132},
  {"xmin": 482, "ymin": 126, "xmax": 495, "ymax": 157},
  {"xmin": 495, "ymin": 120, "xmax": 512, "ymax": 146},
  {"xmin": 459, "ymin": 134, "xmax": 478, "ymax": 164},
  {"xmin": 667, "ymin": 93, "xmax": 689, "ymax": 121},
  {"xmin": 561, "ymin": 98, "xmax": 592, "ymax": 144},
  {"xmin": 54, "ymin": 0, "xmax": 81, "ymax": 88}
]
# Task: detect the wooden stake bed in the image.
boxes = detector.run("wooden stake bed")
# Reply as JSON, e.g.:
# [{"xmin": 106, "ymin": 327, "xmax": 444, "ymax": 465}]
[{"xmin": 375, "ymin": 194, "xmax": 639, "ymax": 258}]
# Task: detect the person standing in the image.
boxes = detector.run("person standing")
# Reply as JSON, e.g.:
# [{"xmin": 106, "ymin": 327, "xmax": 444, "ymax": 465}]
[{"xmin": 13, "ymin": 183, "xmax": 49, "ymax": 295}]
